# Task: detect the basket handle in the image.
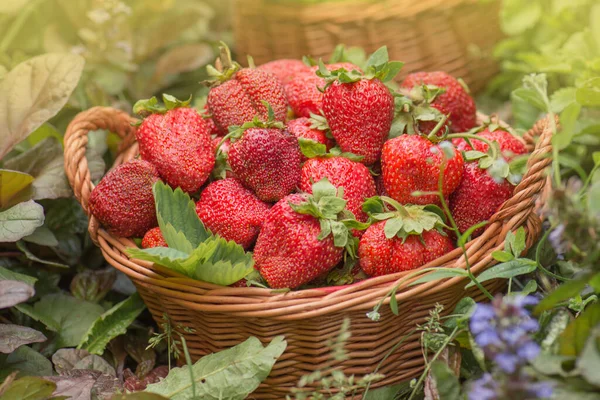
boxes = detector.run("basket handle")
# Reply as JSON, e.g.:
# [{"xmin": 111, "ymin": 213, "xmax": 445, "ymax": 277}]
[{"xmin": 64, "ymin": 107, "xmax": 138, "ymax": 239}]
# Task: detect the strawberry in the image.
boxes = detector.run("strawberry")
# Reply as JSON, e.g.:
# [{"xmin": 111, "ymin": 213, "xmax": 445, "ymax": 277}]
[
  {"xmin": 320, "ymin": 47, "xmax": 400, "ymax": 164},
  {"xmin": 401, "ymin": 71, "xmax": 476, "ymax": 133},
  {"xmin": 298, "ymin": 140, "xmax": 376, "ymax": 223},
  {"xmin": 449, "ymin": 127, "xmax": 528, "ymax": 235},
  {"xmin": 202, "ymin": 104, "xmax": 223, "ymax": 136},
  {"xmin": 285, "ymin": 62, "xmax": 362, "ymax": 118},
  {"xmin": 142, "ymin": 227, "xmax": 167, "ymax": 249},
  {"xmin": 89, "ymin": 159, "xmax": 159, "ymax": 238},
  {"xmin": 359, "ymin": 197, "xmax": 454, "ymax": 276},
  {"xmin": 195, "ymin": 178, "xmax": 270, "ymax": 249},
  {"xmin": 205, "ymin": 43, "xmax": 287, "ymax": 132},
  {"xmin": 258, "ymin": 59, "xmax": 311, "ymax": 84},
  {"xmin": 381, "ymin": 135, "xmax": 464, "ymax": 205},
  {"xmin": 254, "ymin": 178, "xmax": 365, "ymax": 289},
  {"xmin": 286, "ymin": 116, "xmax": 334, "ymax": 162},
  {"xmin": 224, "ymin": 110, "xmax": 302, "ymax": 202},
  {"xmin": 134, "ymin": 95, "xmax": 215, "ymax": 194}
]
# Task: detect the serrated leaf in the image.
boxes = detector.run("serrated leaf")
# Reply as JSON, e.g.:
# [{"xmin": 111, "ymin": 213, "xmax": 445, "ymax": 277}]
[
  {"xmin": 0, "ymin": 170, "xmax": 34, "ymax": 209},
  {"xmin": 298, "ymin": 137, "xmax": 327, "ymax": 159},
  {"xmin": 559, "ymin": 303, "xmax": 600, "ymax": 356},
  {"xmin": 191, "ymin": 237, "xmax": 254, "ymax": 286},
  {"xmin": 126, "ymin": 247, "xmax": 191, "ymax": 276},
  {"xmin": 384, "ymin": 218, "xmax": 403, "ymax": 239},
  {"xmin": 0, "ymin": 280, "xmax": 34, "ymax": 309},
  {"xmin": 0, "ymin": 376, "xmax": 56, "ymax": 400},
  {"xmin": 329, "ymin": 220, "xmax": 348, "ymax": 248},
  {"xmin": 319, "ymin": 197, "xmax": 347, "ymax": 219},
  {"xmin": 145, "ymin": 336, "xmax": 287, "ymax": 400},
  {"xmin": 465, "ymin": 259, "xmax": 537, "ymax": 289},
  {"xmin": 365, "ymin": 46, "xmax": 389, "ymax": 69},
  {"xmin": 0, "ymin": 324, "xmax": 46, "ymax": 354},
  {"xmin": 0, "ymin": 53, "xmax": 84, "ymax": 159},
  {"xmin": 311, "ymin": 178, "xmax": 337, "ymax": 201},
  {"xmin": 550, "ymin": 87, "xmax": 576, "ymax": 113},
  {"xmin": 553, "ymin": 102, "xmax": 581, "ymax": 150},
  {"xmin": 153, "ymin": 182, "xmax": 210, "ymax": 251},
  {"xmin": 78, "ymin": 293, "xmax": 146, "ymax": 355},
  {"xmin": 0, "ymin": 200, "xmax": 44, "ymax": 243},
  {"xmin": 16, "ymin": 294, "xmax": 104, "ymax": 348},
  {"xmin": 410, "ymin": 269, "xmax": 469, "ymax": 286},
  {"xmin": 576, "ymin": 77, "xmax": 600, "ymax": 106}
]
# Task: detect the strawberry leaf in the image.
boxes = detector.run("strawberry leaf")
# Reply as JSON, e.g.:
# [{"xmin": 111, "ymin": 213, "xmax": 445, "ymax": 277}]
[
  {"xmin": 126, "ymin": 247, "xmax": 192, "ymax": 276},
  {"xmin": 133, "ymin": 97, "xmax": 167, "ymax": 117},
  {"xmin": 365, "ymin": 46, "xmax": 389, "ymax": 69},
  {"xmin": 191, "ymin": 237, "xmax": 254, "ymax": 285},
  {"xmin": 298, "ymin": 137, "xmax": 328, "ymax": 159},
  {"xmin": 308, "ymin": 113, "xmax": 330, "ymax": 131},
  {"xmin": 162, "ymin": 94, "xmax": 191, "ymax": 110}
]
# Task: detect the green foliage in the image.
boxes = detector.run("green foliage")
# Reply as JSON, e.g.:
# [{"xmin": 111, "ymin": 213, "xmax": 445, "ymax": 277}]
[{"xmin": 145, "ymin": 336, "xmax": 287, "ymax": 399}]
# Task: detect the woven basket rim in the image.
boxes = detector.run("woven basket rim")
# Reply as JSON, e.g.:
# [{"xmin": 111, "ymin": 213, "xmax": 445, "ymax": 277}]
[{"xmin": 63, "ymin": 108, "xmax": 553, "ymax": 320}]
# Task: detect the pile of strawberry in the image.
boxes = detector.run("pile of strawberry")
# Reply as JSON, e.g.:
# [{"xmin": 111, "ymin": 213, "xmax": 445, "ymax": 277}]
[{"xmin": 88, "ymin": 44, "xmax": 528, "ymax": 290}]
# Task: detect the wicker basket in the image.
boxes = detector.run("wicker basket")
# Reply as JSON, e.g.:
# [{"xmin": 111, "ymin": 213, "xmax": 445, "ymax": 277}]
[
  {"xmin": 64, "ymin": 109, "xmax": 552, "ymax": 398},
  {"xmin": 233, "ymin": 0, "xmax": 502, "ymax": 94}
]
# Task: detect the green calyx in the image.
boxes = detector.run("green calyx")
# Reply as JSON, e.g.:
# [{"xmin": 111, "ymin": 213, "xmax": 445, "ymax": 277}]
[
  {"xmin": 215, "ymin": 101, "xmax": 285, "ymax": 155},
  {"xmin": 133, "ymin": 93, "xmax": 192, "ymax": 117},
  {"xmin": 298, "ymin": 137, "xmax": 363, "ymax": 162},
  {"xmin": 202, "ymin": 41, "xmax": 242, "ymax": 87},
  {"xmin": 389, "ymin": 85, "xmax": 449, "ymax": 139},
  {"xmin": 362, "ymin": 196, "xmax": 448, "ymax": 242},
  {"xmin": 315, "ymin": 46, "xmax": 404, "ymax": 87},
  {"xmin": 290, "ymin": 178, "xmax": 368, "ymax": 257}
]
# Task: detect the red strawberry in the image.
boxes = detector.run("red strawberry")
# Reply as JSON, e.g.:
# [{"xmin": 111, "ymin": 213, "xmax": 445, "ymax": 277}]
[
  {"xmin": 258, "ymin": 59, "xmax": 311, "ymax": 84},
  {"xmin": 89, "ymin": 159, "xmax": 159, "ymax": 238},
  {"xmin": 205, "ymin": 44, "xmax": 287, "ymax": 132},
  {"xmin": 226, "ymin": 116, "xmax": 301, "ymax": 202},
  {"xmin": 286, "ymin": 117, "xmax": 334, "ymax": 161},
  {"xmin": 195, "ymin": 178, "xmax": 270, "ymax": 249},
  {"xmin": 254, "ymin": 179, "xmax": 361, "ymax": 289},
  {"xmin": 401, "ymin": 71, "xmax": 476, "ymax": 133},
  {"xmin": 203, "ymin": 104, "xmax": 223, "ymax": 136},
  {"xmin": 141, "ymin": 227, "xmax": 167, "ymax": 248},
  {"xmin": 359, "ymin": 197, "xmax": 454, "ymax": 276},
  {"xmin": 320, "ymin": 49, "xmax": 399, "ymax": 164},
  {"xmin": 449, "ymin": 128, "xmax": 527, "ymax": 235},
  {"xmin": 300, "ymin": 156, "xmax": 376, "ymax": 223},
  {"xmin": 381, "ymin": 135, "xmax": 464, "ymax": 205},
  {"xmin": 134, "ymin": 96, "xmax": 215, "ymax": 194},
  {"xmin": 285, "ymin": 62, "xmax": 362, "ymax": 118},
  {"xmin": 359, "ymin": 226, "xmax": 454, "ymax": 276},
  {"xmin": 453, "ymin": 128, "xmax": 527, "ymax": 162}
]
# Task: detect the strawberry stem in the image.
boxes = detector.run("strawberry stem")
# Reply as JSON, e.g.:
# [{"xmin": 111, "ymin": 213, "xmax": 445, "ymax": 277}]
[{"xmin": 446, "ymin": 132, "xmax": 499, "ymax": 161}]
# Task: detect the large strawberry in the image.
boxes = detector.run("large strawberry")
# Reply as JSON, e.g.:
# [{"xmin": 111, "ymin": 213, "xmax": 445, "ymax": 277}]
[
  {"xmin": 381, "ymin": 135, "xmax": 464, "ymax": 205},
  {"xmin": 254, "ymin": 178, "xmax": 366, "ymax": 289},
  {"xmin": 205, "ymin": 43, "xmax": 287, "ymax": 132},
  {"xmin": 224, "ymin": 109, "xmax": 301, "ymax": 202},
  {"xmin": 134, "ymin": 94, "xmax": 215, "ymax": 194},
  {"xmin": 401, "ymin": 71, "xmax": 476, "ymax": 133},
  {"xmin": 195, "ymin": 178, "xmax": 270, "ymax": 249},
  {"xmin": 320, "ymin": 47, "xmax": 400, "ymax": 164},
  {"xmin": 450, "ymin": 127, "xmax": 528, "ymax": 235},
  {"xmin": 285, "ymin": 62, "xmax": 362, "ymax": 118},
  {"xmin": 89, "ymin": 159, "xmax": 159, "ymax": 238},
  {"xmin": 258, "ymin": 59, "xmax": 311, "ymax": 85},
  {"xmin": 359, "ymin": 197, "xmax": 454, "ymax": 276},
  {"xmin": 298, "ymin": 139, "xmax": 376, "ymax": 223},
  {"xmin": 286, "ymin": 116, "xmax": 334, "ymax": 162},
  {"xmin": 142, "ymin": 227, "xmax": 167, "ymax": 249}
]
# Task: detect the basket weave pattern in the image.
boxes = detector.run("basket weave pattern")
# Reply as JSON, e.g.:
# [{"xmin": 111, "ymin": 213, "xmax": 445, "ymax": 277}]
[
  {"xmin": 233, "ymin": 0, "xmax": 502, "ymax": 93},
  {"xmin": 64, "ymin": 108, "xmax": 552, "ymax": 398}
]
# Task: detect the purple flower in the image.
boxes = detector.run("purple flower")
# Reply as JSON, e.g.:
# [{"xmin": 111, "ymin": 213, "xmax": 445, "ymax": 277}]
[
  {"xmin": 469, "ymin": 295, "xmax": 541, "ymax": 373},
  {"xmin": 469, "ymin": 371, "xmax": 553, "ymax": 400},
  {"xmin": 469, "ymin": 373, "xmax": 499, "ymax": 400}
]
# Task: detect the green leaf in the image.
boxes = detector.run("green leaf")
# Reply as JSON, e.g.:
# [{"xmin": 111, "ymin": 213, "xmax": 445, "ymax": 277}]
[
  {"xmin": 0, "ymin": 200, "xmax": 44, "ymax": 242},
  {"xmin": 0, "ymin": 324, "xmax": 46, "ymax": 354},
  {"xmin": 535, "ymin": 276, "xmax": 591, "ymax": 314},
  {"xmin": 0, "ymin": 53, "xmax": 85, "ymax": 159},
  {"xmin": 0, "ymin": 376, "xmax": 55, "ymax": 399},
  {"xmin": 491, "ymin": 250, "xmax": 514, "ymax": 262},
  {"xmin": 162, "ymin": 93, "xmax": 192, "ymax": 110},
  {"xmin": 593, "ymin": 152, "xmax": 600, "ymax": 166},
  {"xmin": 410, "ymin": 269, "xmax": 469, "ymax": 286},
  {"xmin": 444, "ymin": 297, "xmax": 475, "ymax": 330},
  {"xmin": 576, "ymin": 78, "xmax": 600, "ymax": 106},
  {"xmin": 465, "ymin": 259, "xmax": 537, "ymax": 289},
  {"xmin": 553, "ymin": 102, "xmax": 582, "ymax": 150},
  {"xmin": 16, "ymin": 293, "xmax": 104, "ymax": 348},
  {"xmin": 430, "ymin": 361, "xmax": 462, "ymax": 400},
  {"xmin": 145, "ymin": 336, "xmax": 287, "ymax": 400},
  {"xmin": 191, "ymin": 237, "xmax": 255, "ymax": 286},
  {"xmin": 311, "ymin": 178, "xmax": 338, "ymax": 201},
  {"xmin": 389, "ymin": 294, "xmax": 399, "ymax": 316},
  {"xmin": 577, "ymin": 328, "xmax": 600, "ymax": 385},
  {"xmin": 16, "ymin": 241, "xmax": 68, "ymax": 268},
  {"xmin": 0, "ymin": 170, "xmax": 34, "ymax": 209},
  {"xmin": 512, "ymin": 74, "xmax": 550, "ymax": 112},
  {"xmin": 500, "ymin": 0, "xmax": 542, "ymax": 35},
  {"xmin": 22, "ymin": 226, "xmax": 58, "ymax": 247},
  {"xmin": 519, "ymin": 280, "xmax": 538, "ymax": 295},
  {"xmin": 0, "ymin": 280, "xmax": 34, "ymax": 309},
  {"xmin": 133, "ymin": 97, "xmax": 167, "ymax": 116},
  {"xmin": 366, "ymin": 46, "xmax": 389, "ymax": 68},
  {"xmin": 153, "ymin": 182, "xmax": 211, "ymax": 251},
  {"xmin": 559, "ymin": 303, "xmax": 600, "ymax": 356},
  {"xmin": 298, "ymin": 137, "xmax": 327, "ymax": 159},
  {"xmin": 0, "ymin": 346, "xmax": 52, "ymax": 380},
  {"xmin": 0, "ymin": 267, "xmax": 36, "ymax": 287},
  {"xmin": 78, "ymin": 293, "xmax": 146, "ymax": 355},
  {"xmin": 126, "ymin": 247, "xmax": 192, "ymax": 276},
  {"xmin": 507, "ymin": 227, "xmax": 526, "ymax": 257},
  {"xmin": 550, "ymin": 87, "xmax": 577, "ymax": 113}
]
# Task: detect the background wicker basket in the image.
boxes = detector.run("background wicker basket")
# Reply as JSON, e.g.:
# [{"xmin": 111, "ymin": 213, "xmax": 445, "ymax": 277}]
[
  {"xmin": 64, "ymin": 109, "xmax": 552, "ymax": 398},
  {"xmin": 233, "ymin": 0, "xmax": 502, "ymax": 94}
]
